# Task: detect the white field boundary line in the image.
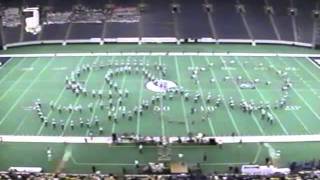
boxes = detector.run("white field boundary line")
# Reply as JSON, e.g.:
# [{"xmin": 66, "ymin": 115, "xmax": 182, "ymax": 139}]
[
  {"xmin": 2, "ymin": 135, "xmax": 320, "ymax": 144},
  {"xmin": 306, "ymin": 57, "xmax": 320, "ymax": 70},
  {"xmin": 1, "ymin": 52, "xmax": 320, "ymax": 58}
]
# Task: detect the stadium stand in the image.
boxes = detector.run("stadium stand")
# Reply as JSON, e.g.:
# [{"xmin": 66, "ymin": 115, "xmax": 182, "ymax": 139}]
[
  {"xmin": 2, "ymin": 169, "xmax": 320, "ymax": 179},
  {"xmin": 41, "ymin": 24, "xmax": 68, "ymax": 41},
  {"xmin": 106, "ymin": 0, "xmax": 140, "ymax": 38},
  {"xmin": 268, "ymin": 0, "xmax": 294, "ymax": 41},
  {"xmin": 240, "ymin": 0, "xmax": 276, "ymax": 40},
  {"xmin": 294, "ymin": 0, "xmax": 315, "ymax": 44},
  {"xmin": 141, "ymin": 0, "xmax": 175, "ymax": 37},
  {"xmin": 68, "ymin": 23, "xmax": 103, "ymax": 40},
  {"xmin": 175, "ymin": 0, "xmax": 211, "ymax": 39},
  {"xmin": 210, "ymin": 0, "xmax": 249, "ymax": 39},
  {"xmin": 0, "ymin": 0, "xmax": 319, "ymax": 46}
]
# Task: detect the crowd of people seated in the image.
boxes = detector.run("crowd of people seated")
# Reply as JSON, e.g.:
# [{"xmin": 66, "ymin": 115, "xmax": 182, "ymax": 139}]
[
  {"xmin": 1, "ymin": 169, "xmax": 320, "ymax": 180},
  {"xmin": 2, "ymin": 8, "xmax": 21, "ymax": 27},
  {"xmin": 289, "ymin": 159, "xmax": 320, "ymax": 173}
]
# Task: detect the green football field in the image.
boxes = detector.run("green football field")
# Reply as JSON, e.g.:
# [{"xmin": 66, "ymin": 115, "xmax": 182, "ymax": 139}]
[{"xmin": 1, "ymin": 44, "xmax": 320, "ymax": 174}]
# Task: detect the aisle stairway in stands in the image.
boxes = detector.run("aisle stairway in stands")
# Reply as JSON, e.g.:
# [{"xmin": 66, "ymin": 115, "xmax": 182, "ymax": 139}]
[
  {"xmin": 289, "ymin": 8, "xmax": 298, "ymax": 42},
  {"xmin": 312, "ymin": 14, "xmax": 320, "ymax": 47},
  {"xmin": 138, "ymin": 3, "xmax": 146, "ymax": 41},
  {"xmin": 264, "ymin": 2, "xmax": 281, "ymax": 40},
  {"xmin": 312, "ymin": 1, "xmax": 320, "ymax": 47},
  {"xmin": 204, "ymin": 1, "xmax": 218, "ymax": 41},
  {"xmin": 236, "ymin": 2, "xmax": 254, "ymax": 40},
  {"xmin": 18, "ymin": 10, "xmax": 25, "ymax": 42},
  {"xmin": 171, "ymin": 3, "xmax": 181, "ymax": 42},
  {"xmin": 0, "ymin": 16, "xmax": 5, "ymax": 47}
]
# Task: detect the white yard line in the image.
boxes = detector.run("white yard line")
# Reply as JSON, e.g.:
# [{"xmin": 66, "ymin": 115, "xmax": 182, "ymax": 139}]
[
  {"xmin": 85, "ymin": 57, "xmax": 115, "ymax": 136},
  {"xmin": 189, "ymin": 56, "xmax": 215, "ymax": 136},
  {"xmin": 236, "ymin": 56, "xmax": 289, "ymax": 135},
  {"xmin": 271, "ymin": 58, "xmax": 312, "ymax": 133},
  {"xmin": 250, "ymin": 56, "xmax": 310, "ymax": 134},
  {"xmin": 174, "ymin": 56, "xmax": 190, "ymax": 134},
  {"xmin": 297, "ymin": 57, "xmax": 320, "ymax": 81},
  {"xmin": 252, "ymin": 144, "xmax": 262, "ymax": 164},
  {"xmin": 111, "ymin": 57, "xmax": 129, "ymax": 134},
  {"xmin": 135, "ymin": 56, "xmax": 146, "ymax": 136},
  {"xmin": 204, "ymin": 56, "xmax": 241, "ymax": 135},
  {"xmin": 60, "ymin": 56, "xmax": 101, "ymax": 136},
  {"xmin": 0, "ymin": 58, "xmax": 52, "ymax": 127},
  {"xmin": 219, "ymin": 56, "xmax": 265, "ymax": 136},
  {"xmin": 275, "ymin": 57, "xmax": 320, "ymax": 122},
  {"xmin": 0, "ymin": 58, "xmax": 37, "ymax": 102},
  {"xmin": 13, "ymin": 115, "xmax": 30, "ymax": 135},
  {"xmin": 158, "ymin": 56, "xmax": 166, "ymax": 137},
  {"xmin": 293, "ymin": 57, "xmax": 320, "ymax": 98},
  {"xmin": 0, "ymin": 57, "xmax": 24, "ymax": 83},
  {"xmin": 0, "ymin": 57, "xmax": 14, "ymax": 70},
  {"xmin": 36, "ymin": 57, "xmax": 86, "ymax": 135}
]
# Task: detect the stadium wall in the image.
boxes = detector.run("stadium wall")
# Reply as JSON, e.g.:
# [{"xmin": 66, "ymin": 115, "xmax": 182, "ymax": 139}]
[{"xmin": 2, "ymin": 37, "xmax": 313, "ymax": 50}]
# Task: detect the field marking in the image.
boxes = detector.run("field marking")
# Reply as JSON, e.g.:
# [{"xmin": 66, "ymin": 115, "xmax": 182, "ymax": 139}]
[
  {"xmin": 36, "ymin": 57, "xmax": 87, "ymax": 135},
  {"xmin": 85, "ymin": 56, "xmax": 116, "ymax": 135},
  {"xmin": 189, "ymin": 56, "xmax": 215, "ymax": 136},
  {"xmin": 60, "ymin": 56, "xmax": 101, "ymax": 136},
  {"xmin": 267, "ymin": 57, "xmax": 315, "ymax": 133},
  {"xmin": 55, "ymin": 144, "xmax": 72, "ymax": 173},
  {"xmin": 111, "ymin": 57, "xmax": 129, "ymax": 134},
  {"xmin": 272, "ymin": 57, "xmax": 320, "ymax": 122},
  {"xmin": 219, "ymin": 56, "xmax": 265, "ymax": 136},
  {"xmin": 248, "ymin": 56, "xmax": 310, "ymax": 134},
  {"xmin": 174, "ymin": 56, "xmax": 190, "ymax": 134},
  {"xmin": 0, "ymin": 58, "xmax": 24, "ymax": 83},
  {"xmin": 204, "ymin": 56, "xmax": 240, "ymax": 135},
  {"xmin": 70, "ymin": 150, "xmax": 249, "ymax": 166},
  {"xmin": 0, "ymin": 58, "xmax": 38, "ymax": 102},
  {"xmin": 271, "ymin": 58, "xmax": 312, "ymax": 133},
  {"xmin": 71, "ymin": 155, "xmax": 250, "ymax": 166},
  {"xmin": 158, "ymin": 56, "xmax": 166, "ymax": 137},
  {"xmin": 13, "ymin": 115, "xmax": 30, "ymax": 135},
  {"xmin": 264, "ymin": 143, "xmax": 278, "ymax": 162},
  {"xmin": 296, "ymin": 57, "xmax": 320, "ymax": 81},
  {"xmin": 135, "ymin": 56, "xmax": 146, "ymax": 136},
  {"xmin": 0, "ymin": 58, "xmax": 53, "ymax": 128},
  {"xmin": 275, "ymin": 57, "xmax": 320, "ymax": 122},
  {"xmin": 294, "ymin": 57, "xmax": 320, "ymax": 97},
  {"xmin": 0, "ymin": 57, "xmax": 13, "ymax": 70},
  {"xmin": 71, "ymin": 156, "xmax": 138, "ymax": 166},
  {"xmin": 252, "ymin": 143, "xmax": 262, "ymax": 164},
  {"xmin": 236, "ymin": 56, "xmax": 289, "ymax": 135},
  {"xmin": 85, "ymin": 57, "xmax": 114, "ymax": 136},
  {"xmin": 220, "ymin": 56, "xmax": 264, "ymax": 134}
]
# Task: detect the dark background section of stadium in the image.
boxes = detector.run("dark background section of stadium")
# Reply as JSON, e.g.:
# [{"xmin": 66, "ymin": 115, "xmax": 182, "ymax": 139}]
[{"xmin": 0, "ymin": 0, "xmax": 319, "ymax": 47}]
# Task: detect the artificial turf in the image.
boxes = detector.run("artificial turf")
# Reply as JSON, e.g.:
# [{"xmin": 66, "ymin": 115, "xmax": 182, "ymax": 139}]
[
  {"xmin": 1, "ymin": 55, "xmax": 320, "ymax": 136},
  {"xmin": 1, "ymin": 44, "xmax": 320, "ymax": 173}
]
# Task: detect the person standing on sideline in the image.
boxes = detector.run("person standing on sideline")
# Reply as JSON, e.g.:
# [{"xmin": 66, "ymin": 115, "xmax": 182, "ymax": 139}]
[{"xmin": 138, "ymin": 143, "xmax": 143, "ymax": 154}]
